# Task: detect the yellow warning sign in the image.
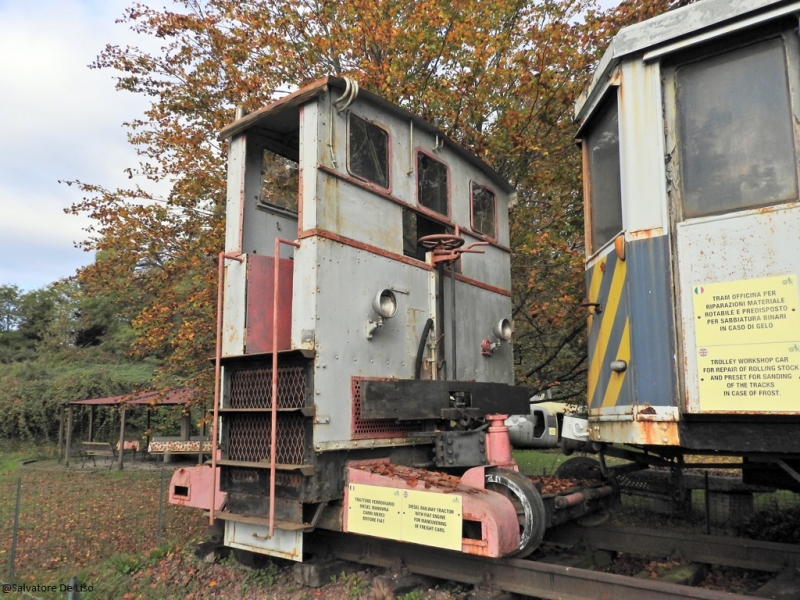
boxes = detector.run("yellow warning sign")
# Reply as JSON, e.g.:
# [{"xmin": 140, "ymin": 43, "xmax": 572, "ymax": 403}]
[
  {"xmin": 346, "ymin": 484, "xmax": 463, "ymax": 551},
  {"xmin": 346, "ymin": 484, "xmax": 402, "ymax": 541},
  {"xmin": 402, "ymin": 489, "xmax": 462, "ymax": 551},
  {"xmin": 693, "ymin": 275, "xmax": 800, "ymax": 411}
]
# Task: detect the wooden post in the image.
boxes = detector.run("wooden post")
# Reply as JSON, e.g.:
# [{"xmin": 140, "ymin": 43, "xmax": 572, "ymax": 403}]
[
  {"xmin": 57, "ymin": 405, "xmax": 65, "ymax": 463},
  {"xmin": 65, "ymin": 406, "xmax": 74, "ymax": 467},
  {"xmin": 180, "ymin": 413, "xmax": 190, "ymax": 440},
  {"xmin": 117, "ymin": 407, "xmax": 127, "ymax": 471},
  {"xmin": 88, "ymin": 405, "xmax": 95, "ymax": 442}
]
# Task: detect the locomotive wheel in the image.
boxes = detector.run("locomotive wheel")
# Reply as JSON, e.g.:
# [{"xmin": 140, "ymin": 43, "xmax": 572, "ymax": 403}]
[
  {"xmin": 554, "ymin": 456, "xmax": 603, "ymax": 481},
  {"xmin": 485, "ymin": 468, "xmax": 546, "ymax": 558}
]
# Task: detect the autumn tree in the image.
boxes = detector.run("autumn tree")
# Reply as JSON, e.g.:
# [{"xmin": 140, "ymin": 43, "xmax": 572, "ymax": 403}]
[{"xmin": 68, "ymin": 0, "xmax": 693, "ymax": 401}]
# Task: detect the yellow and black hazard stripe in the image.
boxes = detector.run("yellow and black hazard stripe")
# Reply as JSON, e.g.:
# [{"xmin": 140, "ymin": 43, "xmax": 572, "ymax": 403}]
[{"xmin": 586, "ymin": 247, "xmax": 632, "ymax": 410}]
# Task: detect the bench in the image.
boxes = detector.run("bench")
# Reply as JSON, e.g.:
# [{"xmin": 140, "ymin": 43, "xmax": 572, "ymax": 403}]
[{"xmin": 81, "ymin": 442, "xmax": 116, "ymax": 469}]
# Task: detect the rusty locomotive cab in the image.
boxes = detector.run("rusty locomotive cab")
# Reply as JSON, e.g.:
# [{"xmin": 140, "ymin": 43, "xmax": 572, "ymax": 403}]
[{"xmin": 168, "ymin": 77, "xmax": 615, "ymax": 561}]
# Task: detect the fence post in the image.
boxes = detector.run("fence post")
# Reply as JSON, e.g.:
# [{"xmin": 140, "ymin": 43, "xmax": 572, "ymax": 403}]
[
  {"xmin": 158, "ymin": 469, "xmax": 165, "ymax": 547},
  {"xmin": 67, "ymin": 575, "xmax": 81, "ymax": 599},
  {"xmin": 8, "ymin": 477, "xmax": 21, "ymax": 580}
]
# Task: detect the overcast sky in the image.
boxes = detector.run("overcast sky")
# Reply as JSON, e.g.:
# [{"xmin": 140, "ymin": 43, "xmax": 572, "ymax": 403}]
[{"xmin": 0, "ymin": 0, "xmax": 155, "ymax": 291}]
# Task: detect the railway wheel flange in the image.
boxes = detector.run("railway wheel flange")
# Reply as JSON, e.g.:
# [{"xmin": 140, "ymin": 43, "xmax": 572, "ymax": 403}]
[{"xmin": 485, "ymin": 468, "xmax": 546, "ymax": 558}]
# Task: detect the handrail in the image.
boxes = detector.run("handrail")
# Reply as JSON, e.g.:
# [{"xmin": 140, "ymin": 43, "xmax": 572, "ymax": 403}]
[
  {"xmin": 270, "ymin": 238, "xmax": 301, "ymax": 537},
  {"xmin": 209, "ymin": 252, "xmax": 243, "ymax": 525}
]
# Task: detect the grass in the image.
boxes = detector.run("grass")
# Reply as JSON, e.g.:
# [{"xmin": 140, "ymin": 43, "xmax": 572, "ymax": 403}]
[
  {"xmin": 513, "ymin": 449, "xmax": 575, "ymax": 477},
  {"xmin": 0, "ymin": 443, "xmax": 206, "ymax": 598}
]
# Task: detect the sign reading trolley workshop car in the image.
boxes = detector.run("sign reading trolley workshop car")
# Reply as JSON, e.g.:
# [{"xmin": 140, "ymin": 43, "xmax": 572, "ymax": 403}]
[
  {"xmin": 693, "ymin": 275, "xmax": 800, "ymax": 411},
  {"xmin": 346, "ymin": 484, "xmax": 463, "ymax": 550}
]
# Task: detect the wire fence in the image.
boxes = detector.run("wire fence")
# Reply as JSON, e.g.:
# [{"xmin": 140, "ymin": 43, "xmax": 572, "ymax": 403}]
[
  {"xmin": 0, "ymin": 459, "xmax": 206, "ymax": 596},
  {"xmin": 617, "ymin": 469, "xmax": 800, "ymax": 539}
]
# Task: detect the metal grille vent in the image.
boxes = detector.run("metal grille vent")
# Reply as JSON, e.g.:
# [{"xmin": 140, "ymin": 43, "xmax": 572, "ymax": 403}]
[
  {"xmin": 228, "ymin": 413, "xmax": 306, "ymax": 464},
  {"xmin": 617, "ymin": 472, "xmax": 674, "ymax": 498},
  {"xmin": 229, "ymin": 366, "xmax": 306, "ymax": 409},
  {"xmin": 276, "ymin": 472, "xmax": 304, "ymax": 487},
  {"xmin": 351, "ymin": 377, "xmax": 420, "ymax": 439},
  {"xmin": 227, "ymin": 468, "xmax": 302, "ymax": 488},
  {"xmin": 228, "ymin": 467, "xmax": 259, "ymax": 484}
]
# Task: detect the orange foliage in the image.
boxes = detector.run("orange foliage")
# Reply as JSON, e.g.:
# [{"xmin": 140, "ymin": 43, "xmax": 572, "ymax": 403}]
[{"xmin": 66, "ymin": 0, "xmax": 694, "ymax": 401}]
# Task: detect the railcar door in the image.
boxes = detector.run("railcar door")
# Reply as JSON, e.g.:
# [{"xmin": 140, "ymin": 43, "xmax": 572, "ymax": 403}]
[
  {"xmin": 665, "ymin": 29, "xmax": 800, "ymax": 415},
  {"xmin": 583, "ymin": 92, "xmax": 636, "ymax": 418}
]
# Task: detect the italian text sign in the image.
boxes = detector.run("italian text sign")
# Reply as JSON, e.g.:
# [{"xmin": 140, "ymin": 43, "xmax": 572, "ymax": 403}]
[
  {"xmin": 693, "ymin": 275, "xmax": 800, "ymax": 410},
  {"xmin": 347, "ymin": 484, "xmax": 462, "ymax": 550}
]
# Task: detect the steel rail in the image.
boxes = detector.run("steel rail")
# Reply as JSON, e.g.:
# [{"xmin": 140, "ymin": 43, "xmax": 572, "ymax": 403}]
[
  {"xmin": 309, "ymin": 530, "xmax": 764, "ymax": 600},
  {"xmin": 545, "ymin": 523, "xmax": 800, "ymax": 573}
]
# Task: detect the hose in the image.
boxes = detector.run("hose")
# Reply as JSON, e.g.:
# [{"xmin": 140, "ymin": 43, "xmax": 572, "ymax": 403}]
[{"xmin": 415, "ymin": 318, "xmax": 435, "ymax": 379}]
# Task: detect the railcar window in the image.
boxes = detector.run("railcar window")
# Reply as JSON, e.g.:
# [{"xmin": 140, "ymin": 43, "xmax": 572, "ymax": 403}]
[
  {"xmin": 403, "ymin": 208, "xmax": 450, "ymax": 261},
  {"xmin": 348, "ymin": 113, "xmax": 389, "ymax": 188},
  {"xmin": 260, "ymin": 151, "xmax": 299, "ymax": 213},
  {"xmin": 417, "ymin": 152, "xmax": 449, "ymax": 216},
  {"xmin": 677, "ymin": 37, "xmax": 797, "ymax": 217},
  {"xmin": 471, "ymin": 183, "xmax": 496, "ymax": 238},
  {"xmin": 586, "ymin": 94, "xmax": 623, "ymax": 253}
]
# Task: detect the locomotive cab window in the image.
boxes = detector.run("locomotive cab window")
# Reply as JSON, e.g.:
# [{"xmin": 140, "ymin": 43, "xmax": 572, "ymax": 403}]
[
  {"xmin": 260, "ymin": 150, "xmax": 299, "ymax": 214},
  {"xmin": 676, "ymin": 35, "xmax": 798, "ymax": 218},
  {"xmin": 417, "ymin": 151, "xmax": 449, "ymax": 216},
  {"xmin": 584, "ymin": 93, "xmax": 622, "ymax": 254},
  {"xmin": 348, "ymin": 113, "xmax": 389, "ymax": 189},
  {"xmin": 471, "ymin": 183, "xmax": 496, "ymax": 239},
  {"xmin": 403, "ymin": 208, "xmax": 451, "ymax": 261}
]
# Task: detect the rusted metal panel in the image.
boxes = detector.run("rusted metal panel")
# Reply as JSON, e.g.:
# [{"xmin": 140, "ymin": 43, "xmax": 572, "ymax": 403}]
[
  {"xmin": 224, "ymin": 521, "xmax": 303, "ymax": 561},
  {"xmin": 245, "ymin": 254, "xmax": 293, "ymax": 354},
  {"xmin": 170, "ymin": 464, "xmax": 226, "ymax": 511},
  {"xmin": 222, "ymin": 257, "xmax": 247, "ymax": 356},
  {"xmin": 675, "ymin": 206, "xmax": 800, "ymax": 414},
  {"xmin": 591, "ymin": 418, "xmax": 680, "ymax": 446},
  {"xmin": 344, "ymin": 464, "xmax": 520, "ymax": 558}
]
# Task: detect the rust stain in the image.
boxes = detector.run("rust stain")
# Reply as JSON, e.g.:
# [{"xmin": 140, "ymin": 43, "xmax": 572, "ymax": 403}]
[{"xmin": 629, "ymin": 227, "xmax": 662, "ymax": 241}]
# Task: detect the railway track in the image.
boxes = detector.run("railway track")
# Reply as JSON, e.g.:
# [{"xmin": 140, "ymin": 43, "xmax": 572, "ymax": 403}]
[{"xmin": 305, "ymin": 524, "xmax": 800, "ymax": 599}]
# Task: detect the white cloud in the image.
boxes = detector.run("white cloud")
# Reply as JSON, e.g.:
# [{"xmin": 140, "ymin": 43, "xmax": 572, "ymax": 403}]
[{"xmin": 0, "ymin": 0, "xmax": 161, "ymax": 290}]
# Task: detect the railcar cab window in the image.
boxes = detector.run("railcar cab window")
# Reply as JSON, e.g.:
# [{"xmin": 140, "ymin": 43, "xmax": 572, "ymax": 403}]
[
  {"xmin": 260, "ymin": 151, "xmax": 299, "ymax": 213},
  {"xmin": 676, "ymin": 36, "xmax": 798, "ymax": 218},
  {"xmin": 471, "ymin": 182, "xmax": 496, "ymax": 239},
  {"xmin": 403, "ymin": 209, "xmax": 452, "ymax": 261},
  {"xmin": 417, "ymin": 151, "xmax": 449, "ymax": 216},
  {"xmin": 584, "ymin": 93, "xmax": 622, "ymax": 254},
  {"xmin": 348, "ymin": 113, "xmax": 389, "ymax": 189}
]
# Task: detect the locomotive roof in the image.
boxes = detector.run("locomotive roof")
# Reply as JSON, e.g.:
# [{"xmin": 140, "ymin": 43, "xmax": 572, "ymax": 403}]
[
  {"xmin": 575, "ymin": 0, "xmax": 799, "ymax": 121},
  {"xmin": 219, "ymin": 76, "xmax": 514, "ymax": 195}
]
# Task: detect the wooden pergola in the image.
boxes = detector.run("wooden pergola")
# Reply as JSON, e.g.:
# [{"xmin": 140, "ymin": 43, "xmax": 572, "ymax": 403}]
[{"xmin": 58, "ymin": 388, "xmax": 198, "ymax": 470}]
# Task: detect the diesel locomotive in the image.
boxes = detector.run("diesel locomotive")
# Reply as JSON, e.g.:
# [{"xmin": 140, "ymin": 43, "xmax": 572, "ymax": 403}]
[{"xmin": 169, "ymin": 0, "xmax": 800, "ymax": 563}]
